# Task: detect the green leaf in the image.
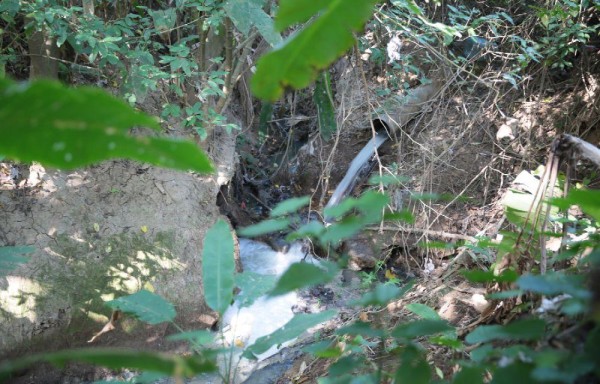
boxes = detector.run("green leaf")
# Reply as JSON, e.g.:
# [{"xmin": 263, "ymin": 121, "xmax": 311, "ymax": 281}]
[
  {"xmin": 452, "ymin": 366, "xmax": 485, "ymax": 384},
  {"xmin": 202, "ymin": 219, "xmax": 235, "ymax": 315},
  {"xmin": 314, "ymin": 71, "xmax": 337, "ymax": 141},
  {"xmin": 354, "ymin": 191, "xmax": 389, "ymax": 220},
  {"xmin": 465, "ymin": 318, "xmax": 546, "ymax": 344},
  {"xmin": 470, "ymin": 344, "xmax": 495, "ymax": 363},
  {"xmin": 237, "ymin": 218, "xmax": 290, "ymax": 237},
  {"xmin": 490, "ymin": 362, "xmax": 534, "ymax": 384},
  {"xmin": 0, "ymin": 79, "xmax": 212, "ymax": 173},
  {"xmin": 270, "ymin": 261, "xmax": 338, "ymax": 296},
  {"xmin": 552, "ymin": 189, "xmax": 600, "ymax": 221},
  {"xmin": 275, "ymin": 0, "xmax": 325, "ymax": 29},
  {"xmin": 394, "ymin": 345, "xmax": 431, "ymax": 384},
  {"xmin": 0, "ymin": 245, "xmax": 34, "ymax": 277},
  {"xmin": 0, "ymin": 0, "xmax": 20, "ymax": 17},
  {"xmin": 392, "ymin": 319, "xmax": 454, "ymax": 339},
  {"xmin": 463, "ymin": 269, "xmax": 519, "ymax": 284},
  {"xmin": 486, "ymin": 290, "xmax": 523, "ymax": 299},
  {"xmin": 270, "ymin": 196, "xmax": 310, "ymax": 217},
  {"xmin": 326, "ymin": 354, "xmax": 367, "ymax": 378},
  {"xmin": 405, "ymin": 303, "xmax": 441, "ymax": 320},
  {"xmin": 406, "ymin": 302, "xmax": 458, "ymax": 342},
  {"xmin": 383, "ymin": 210, "xmax": 414, "ymax": 223},
  {"xmin": 0, "ymin": 348, "xmax": 216, "ymax": 381},
  {"xmin": 286, "ymin": 221, "xmax": 326, "ymax": 241},
  {"xmin": 166, "ymin": 330, "xmax": 214, "ymax": 345},
  {"xmin": 244, "ymin": 310, "xmax": 336, "ymax": 359},
  {"xmin": 324, "ymin": 196, "xmax": 360, "ymax": 219},
  {"xmin": 235, "ymin": 271, "xmax": 278, "ymax": 307},
  {"xmin": 352, "ymin": 281, "xmax": 414, "ymax": 306},
  {"xmin": 517, "ymin": 273, "xmax": 591, "ymax": 300},
  {"xmin": 320, "ymin": 216, "xmax": 364, "ymax": 244},
  {"xmin": 251, "ymin": 0, "xmax": 379, "ymax": 100},
  {"xmin": 224, "ymin": 0, "xmax": 282, "ymax": 46},
  {"xmin": 106, "ymin": 290, "xmax": 175, "ymax": 325},
  {"xmin": 302, "ymin": 340, "xmax": 343, "ymax": 358}
]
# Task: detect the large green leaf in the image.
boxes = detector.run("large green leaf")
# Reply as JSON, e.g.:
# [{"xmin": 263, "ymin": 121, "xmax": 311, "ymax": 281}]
[
  {"xmin": 323, "ymin": 191, "xmax": 389, "ymax": 221},
  {"xmin": 405, "ymin": 303, "xmax": 441, "ymax": 320},
  {"xmin": 465, "ymin": 318, "xmax": 546, "ymax": 344},
  {"xmin": 319, "ymin": 216, "xmax": 364, "ymax": 244},
  {"xmin": 270, "ymin": 196, "xmax": 310, "ymax": 217},
  {"xmin": 251, "ymin": 0, "xmax": 379, "ymax": 100},
  {"xmin": 244, "ymin": 310, "xmax": 336, "ymax": 359},
  {"xmin": 392, "ymin": 319, "xmax": 454, "ymax": 339},
  {"xmin": 552, "ymin": 189, "xmax": 600, "ymax": 221},
  {"xmin": 237, "ymin": 217, "xmax": 290, "ymax": 237},
  {"xmin": 406, "ymin": 303, "xmax": 458, "ymax": 342},
  {"xmin": 0, "ymin": 79, "xmax": 213, "ymax": 172},
  {"xmin": 490, "ymin": 362, "xmax": 534, "ymax": 384},
  {"xmin": 0, "ymin": 245, "xmax": 34, "ymax": 277},
  {"xmin": 352, "ymin": 281, "xmax": 414, "ymax": 306},
  {"xmin": 224, "ymin": 0, "xmax": 282, "ymax": 47},
  {"xmin": 106, "ymin": 290, "xmax": 176, "ymax": 325},
  {"xmin": 313, "ymin": 71, "xmax": 337, "ymax": 141},
  {"xmin": 235, "ymin": 271, "xmax": 278, "ymax": 307},
  {"xmin": 275, "ymin": 0, "xmax": 324, "ymax": 28},
  {"xmin": 394, "ymin": 346, "xmax": 431, "ymax": 384},
  {"xmin": 0, "ymin": 348, "xmax": 216, "ymax": 381},
  {"xmin": 202, "ymin": 219, "xmax": 235, "ymax": 315},
  {"xmin": 166, "ymin": 330, "xmax": 214, "ymax": 345},
  {"xmin": 517, "ymin": 273, "xmax": 591, "ymax": 300},
  {"xmin": 269, "ymin": 261, "xmax": 338, "ymax": 296},
  {"xmin": 463, "ymin": 269, "xmax": 519, "ymax": 284},
  {"xmin": 286, "ymin": 221, "xmax": 326, "ymax": 241},
  {"xmin": 452, "ymin": 366, "xmax": 485, "ymax": 384}
]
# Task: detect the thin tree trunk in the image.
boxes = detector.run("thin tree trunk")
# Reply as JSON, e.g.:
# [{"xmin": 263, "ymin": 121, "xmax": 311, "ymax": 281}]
[{"xmin": 28, "ymin": 27, "xmax": 59, "ymax": 79}]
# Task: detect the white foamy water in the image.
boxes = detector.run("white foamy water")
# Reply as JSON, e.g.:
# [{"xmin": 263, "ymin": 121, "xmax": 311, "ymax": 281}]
[
  {"xmin": 218, "ymin": 239, "xmax": 318, "ymax": 382},
  {"xmin": 324, "ymin": 131, "xmax": 388, "ymax": 215}
]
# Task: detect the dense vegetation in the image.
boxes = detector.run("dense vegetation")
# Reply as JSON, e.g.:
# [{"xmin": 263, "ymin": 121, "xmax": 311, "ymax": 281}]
[{"xmin": 1, "ymin": 0, "xmax": 600, "ymax": 383}]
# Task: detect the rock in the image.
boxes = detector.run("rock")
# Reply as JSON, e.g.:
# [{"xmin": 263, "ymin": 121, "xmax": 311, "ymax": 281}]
[
  {"xmin": 496, "ymin": 117, "xmax": 518, "ymax": 143},
  {"xmin": 343, "ymin": 236, "xmax": 379, "ymax": 271},
  {"xmin": 0, "ymin": 128, "xmax": 239, "ymax": 355}
]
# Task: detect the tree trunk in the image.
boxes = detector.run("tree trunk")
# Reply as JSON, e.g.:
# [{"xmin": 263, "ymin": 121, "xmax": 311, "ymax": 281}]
[{"xmin": 28, "ymin": 27, "xmax": 59, "ymax": 79}]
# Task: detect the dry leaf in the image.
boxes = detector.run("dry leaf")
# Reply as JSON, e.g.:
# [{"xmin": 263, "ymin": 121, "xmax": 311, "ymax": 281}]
[
  {"xmin": 385, "ymin": 269, "xmax": 397, "ymax": 280},
  {"xmin": 359, "ymin": 311, "xmax": 370, "ymax": 322}
]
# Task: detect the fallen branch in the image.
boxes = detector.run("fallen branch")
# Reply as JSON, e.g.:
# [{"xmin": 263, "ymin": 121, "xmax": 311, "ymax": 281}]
[
  {"xmin": 366, "ymin": 225, "xmax": 477, "ymax": 242},
  {"xmin": 558, "ymin": 133, "xmax": 600, "ymax": 168},
  {"xmin": 88, "ymin": 310, "xmax": 121, "ymax": 343}
]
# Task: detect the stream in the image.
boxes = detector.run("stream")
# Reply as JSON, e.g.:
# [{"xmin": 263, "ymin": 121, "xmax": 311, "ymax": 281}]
[
  {"xmin": 194, "ymin": 239, "xmax": 320, "ymax": 384},
  {"xmin": 324, "ymin": 131, "xmax": 389, "ymax": 217},
  {"xmin": 213, "ymin": 130, "xmax": 389, "ymax": 383},
  {"xmin": 201, "ymin": 86, "xmax": 435, "ymax": 383}
]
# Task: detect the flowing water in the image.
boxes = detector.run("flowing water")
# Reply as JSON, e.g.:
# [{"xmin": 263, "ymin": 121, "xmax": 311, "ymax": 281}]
[
  {"xmin": 195, "ymin": 133, "xmax": 390, "ymax": 382},
  {"xmin": 197, "ymin": 239, "xmax": 319, "ymax": 384},
  {"xmin": 324, "ymin": 131, "xmax": 388, "ymax": 216}
]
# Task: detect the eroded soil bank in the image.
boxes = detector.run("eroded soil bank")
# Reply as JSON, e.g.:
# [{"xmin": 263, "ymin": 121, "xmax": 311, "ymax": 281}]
[{"xmin": 0, "ymin": 121, "xmax": 239, "ymax": 355}]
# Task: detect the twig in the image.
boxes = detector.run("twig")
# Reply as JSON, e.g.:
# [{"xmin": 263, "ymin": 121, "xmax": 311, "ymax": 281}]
[{"xmin": 366, "ymin": 225, "xmax": 477, "ymax": 242}]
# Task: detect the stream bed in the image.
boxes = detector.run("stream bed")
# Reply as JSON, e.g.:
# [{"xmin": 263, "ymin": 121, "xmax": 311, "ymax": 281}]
[{"xmin": 194, "ymin": 239, "xmax": 325, "ymax": 384}]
